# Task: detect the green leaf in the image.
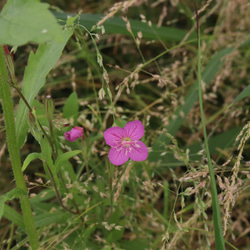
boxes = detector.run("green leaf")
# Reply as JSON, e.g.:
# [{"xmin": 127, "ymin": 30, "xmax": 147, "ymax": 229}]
[
  {"xmin": 53, "ymin": 12, "xmax": 196, "ymax": 42},
  {"xmin": 233, "ymin": 85, "xmax": 250, "ymax": 103},
  {"xmin": 22, "ymin": 152, "xmax": 43, "ymax": 172},
  {"xmin": 106, "ymin": 219, "xmax": 125, "ymax": 243},
  {"xmin": 39, "ymin": 136, "xmax": 59, "ymax": 184},
  {"xmin": 63, "ymin": 92, "xmax": 79, "ymax": 122},
  {"xmin": 66, "ymin": 13, "xmax": 81, "ymax": 27},
  {"xmin": 0, "ymin": 188, "xmax": 26, "ymax": 221},
  {"xmin": 34, "ymin": 211, "xmax": 71, "ymax": 227},
  {"xmin": 114, "ymin": 119, "xmax": 127, "ymax": 128},
  {"xmin": 15, "ymin": 29, "xmax": 73, "ymax": 149},
  {"xmin": 32, "ymin": 99, "xmax": 49, "ymax": 126},
  {"xmin": 30, "ymin": 189, "xmax": 56, "ymax": 205},
  {"xmin": 198, "ymin": 21, "xmax": 225, "ymax": 249},
  {"xmin": 54, "ymin": 150, "xmax": 82, "ymax": 174},
  {"xmin": 3, "ymin": 204, "xmax": 25, "ymax": 230},
  {"xmin": 0, "ymin": 0, "xmax": 64, "ymax": 46}
]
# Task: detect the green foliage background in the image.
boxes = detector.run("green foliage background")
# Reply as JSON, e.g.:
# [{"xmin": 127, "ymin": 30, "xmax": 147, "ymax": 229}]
[{"xmin": 0, "ymin": 0, "xmax": 250, "ymax": 249}]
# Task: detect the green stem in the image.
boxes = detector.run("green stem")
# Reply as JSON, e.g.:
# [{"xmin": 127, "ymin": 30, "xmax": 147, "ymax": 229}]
[
  {"xmin": 44, "ymin": 162, "xmax": 80, "ymax": 215},
  {"xmin": 107, "ymin": 162, "xmax": 114, "ymax": 218},
  {"xmin": 0, "ymin": 72, "xmax": 56, "ymax": 158},
  {"xmin": 107, "ymin": 161, "xmax": 129, "ymax": 221},
  {"xmin": 195, "ymin": 10, "xmax": 225, "ymax": 250},
  {"xmin": 0, "ymin": 47, "xmax": 39, "ymax": 249}
]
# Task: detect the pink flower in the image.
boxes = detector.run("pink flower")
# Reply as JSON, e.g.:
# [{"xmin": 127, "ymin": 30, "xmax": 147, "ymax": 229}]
[
  {"xmin": 104, "ymin": 120, "xmax": 148, "ymax": 166},
  {"xmin": 64, "ymin": 127, "xmax": 84, "ymax": 142}
]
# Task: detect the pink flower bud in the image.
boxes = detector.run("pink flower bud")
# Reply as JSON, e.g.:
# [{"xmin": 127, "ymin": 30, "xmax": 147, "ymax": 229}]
[{"xmin": 64, "ymin": 127, "xmax": 84, "ymax": 142}]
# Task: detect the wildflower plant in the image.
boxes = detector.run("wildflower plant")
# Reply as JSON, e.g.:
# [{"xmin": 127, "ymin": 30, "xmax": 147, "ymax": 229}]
[
  {"xmin": 104, "ymin": 120, "xmax": 148, "ymax": 165},
  {"xmin": 0, "ymin": 0, "xmax": 250, "ymax": 249}
]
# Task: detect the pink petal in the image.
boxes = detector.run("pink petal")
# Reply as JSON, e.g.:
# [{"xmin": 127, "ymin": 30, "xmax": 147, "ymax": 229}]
[
  {"xmin": 124, "ymin": 120, "xmax": 144, "ymax": 140},
  {"xmin": 74, "ymin": 127, "xmax": 85, "ymax": 139},
  {"xmin": 109, "ymin": 147, "xmax": 129, "ymax": 166},
  {"xmin": 104, "ymin": 127, "xmax": 125, "ymax": 147},
  {"xmin": 128, "ymin": 141, "xmax": 148, "ymax": 162},
  {"xmin": 64, "ymin": 127, "xmax": 84, "ymax": 142}
]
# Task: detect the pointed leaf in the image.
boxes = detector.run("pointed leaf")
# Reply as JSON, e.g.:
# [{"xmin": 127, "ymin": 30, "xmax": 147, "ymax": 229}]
[
  {"xmin": 54, "ymin": 150, "xmax": 82, "ymax": 174},
  {"xmin": 233, "ymin": 85, "xmax": 250, "ymax": 103},
  {"xmin": 0, "ymin": 188, "xmax": 26, "ymax": 221},
  {"xmin": 0, "ymin": 0, "xmax": 64, "ymax": 46},
  {"xmin": 63, "ymin": 92, "xmax": 79, "ymax": 122},
  {"xmin": 15, "ymin": 29, "xmax": 73, "ymax": 149},
  {"xmin": 3, "ymin": 204, "xmax": 25, "ymax": 229},
  {"xmin": 34, "ymin": 211, "xmax": 71, "ymax": 227},
  {"xmin": 22, "ymin": 152, "xmax": 43, "ymax": 172}
]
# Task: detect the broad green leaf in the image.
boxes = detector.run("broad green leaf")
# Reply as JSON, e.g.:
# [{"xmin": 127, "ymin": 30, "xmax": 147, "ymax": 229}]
[
  {"xmin": 34, "ymin": 211, "xmax": 71, "ymax": 227},
  {"xmin": 16, "ymin": 29, "xmax": 73, "ymax": 149},
  {"xmin": 22, "ymin": 152, "xmax": 43, "ymax": 172},
  {"xmin": 3, "ymin": 204, "xmax": 25, "ymax": 230},
  {"xmin": 63, "ymin": 92, "xmax": 79, "ymax": 122},
  {"xmin": 0, "ymin": 0, "xmax": 64, "ymax": 46},
  {"xmin": 53, "ymin": 12, "xmax": 196, "ymax": 42},
  {"xmin": 30, "ymin": 189, "xmax": 56, "ymax": 204},
  {"xmin": 32, "ymin": 99, "xmax": 49, "ymax": 126},
  {"xmin": 54, "ymin": 150, "xmax": 82, "ymax": 174},
  {"xmin": 0, "ymin": 188, "xmax": 26, "ymax": 221},
  {"xmin": 149, "ymin": 46, "xmax": 234, "ymax": 162}
]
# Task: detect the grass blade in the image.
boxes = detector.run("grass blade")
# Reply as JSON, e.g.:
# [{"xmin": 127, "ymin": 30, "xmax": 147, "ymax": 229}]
[{"xmin": 196, "ymin": 10, "xmax": 225, "ymax": 250}]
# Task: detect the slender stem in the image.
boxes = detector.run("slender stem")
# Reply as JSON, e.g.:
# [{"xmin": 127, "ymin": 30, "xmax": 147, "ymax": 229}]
[
  {"xmin": 15, "ymin": 84, "xmax": 56, "ymax": 156},
  {"xmin": 44, "ymin": 162, "xmax": 80, "ymax": 215},
  {"xmin": 113, "ymin": 162, "xmax": 129, "ymax": 192},
  {"xmin": 107, "ymin": 162, "xmax": 113, "ymax": 218},
  {"xmin": 6, "ymin": 223, "xmax": 14, "ymax": 250},
  {"xmin": 195, "ymin": 8, "xmax": 225, "ymax": 250},
  {"xmin": 107, "ymin": 161, "xmax": 129, "ymax": 221},
  {"xmin": 0, "ymin": 47, "xmax": 39, "ymax": 249}
]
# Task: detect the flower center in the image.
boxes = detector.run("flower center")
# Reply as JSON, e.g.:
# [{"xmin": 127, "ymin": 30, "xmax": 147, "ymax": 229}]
[{"xmin": 121, "ymin": 137, "xmax": 132, "ymax": 147}]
